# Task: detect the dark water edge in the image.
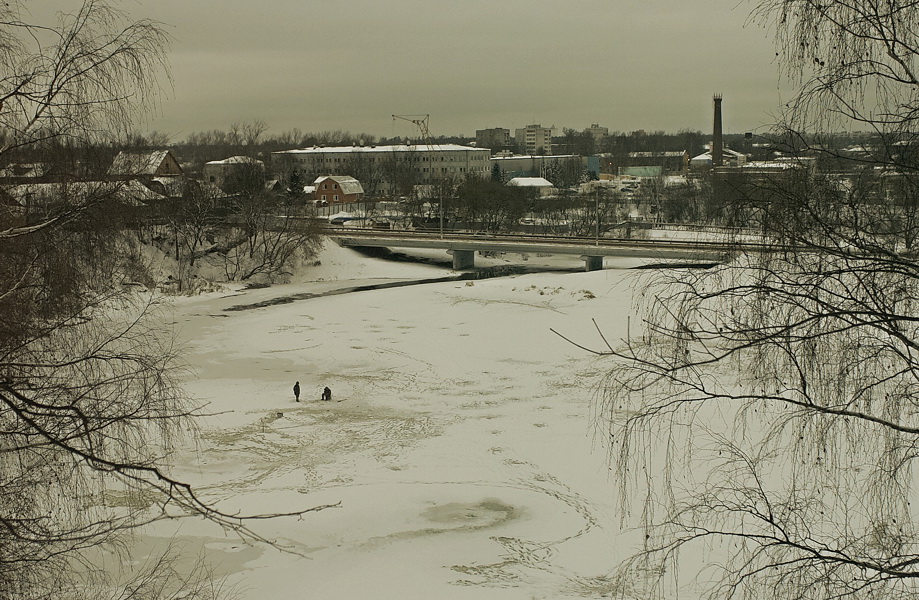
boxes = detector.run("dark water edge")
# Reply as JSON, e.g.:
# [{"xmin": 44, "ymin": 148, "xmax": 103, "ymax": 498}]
[
  {"xmin": 224, "ymin": 268, "xmax": 554, "ymax": 312},
  {"xmin": 224, "ymin": 246, "xmax": 714, "ymax": 312}
]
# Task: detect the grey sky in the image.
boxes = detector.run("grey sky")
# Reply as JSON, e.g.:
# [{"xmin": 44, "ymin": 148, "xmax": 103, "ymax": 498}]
[{"xmin": 51, "ymin": 1, "xmax": 794, "ymax": 139}]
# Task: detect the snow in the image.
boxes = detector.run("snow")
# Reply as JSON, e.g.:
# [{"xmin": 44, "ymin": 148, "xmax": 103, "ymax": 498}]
[
  {"xmin": 135, "ymin": 241, "xmax": 665, "ymax": 598},
  {"xmin": 275, "ymin": 143, "xmax": 481, "ymax": 154},
  {"xmin": 507, "ymin": 176, "xmax": 554, "ymax": 188}
]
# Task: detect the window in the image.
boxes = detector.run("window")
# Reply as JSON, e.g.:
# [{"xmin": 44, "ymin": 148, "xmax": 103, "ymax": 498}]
[
  {"xmin": 333, "ymin": 194, "xmax": 339, "ymax": 201},
  {"xmin": 321, "ymin": 194, "xmax": 327, "ymax": 201}
]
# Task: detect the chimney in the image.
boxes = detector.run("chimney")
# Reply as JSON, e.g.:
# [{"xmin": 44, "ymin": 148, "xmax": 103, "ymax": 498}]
[{"xmin": 712, "ymin": 94, "xmax": 723, "ymax": 167}]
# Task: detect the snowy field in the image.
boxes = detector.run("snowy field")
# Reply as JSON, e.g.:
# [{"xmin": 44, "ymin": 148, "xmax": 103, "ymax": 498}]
[{"xmin": 134, "ymin": 241, "xmax": 668, "ymax": 599}]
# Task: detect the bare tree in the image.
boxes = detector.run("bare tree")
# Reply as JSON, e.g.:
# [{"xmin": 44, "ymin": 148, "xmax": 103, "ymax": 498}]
[
  {"xmin": 175, "ymin": 179, "xmax": 220, "ymax": 266},
  {"xmin": 0, "ymin": 4, "xmax": 332, "ymax": 598},
  {"xmin": 582, "ymin": 3, "xmax": 919, "ymax": 600},
  {"xmin": 216, "ymin": 160, "xmax": 323, "ymax": 281},
  {"xmin": 222, "ymin": 204, "xmax": 323, "ymax": 282}
]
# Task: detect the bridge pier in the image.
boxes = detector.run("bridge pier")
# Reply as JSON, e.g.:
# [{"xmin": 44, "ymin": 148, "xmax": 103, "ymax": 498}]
[
  {"xmin": 450, "ymin": 249, "xmax": 475, "ymax": 270},
  {"xmin": 581, "ymin": 255, "xmax": 604, "ymax": 272}
]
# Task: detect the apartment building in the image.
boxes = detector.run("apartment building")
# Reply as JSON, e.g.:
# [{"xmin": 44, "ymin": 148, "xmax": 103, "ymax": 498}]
[
  {"xmin": 475, "ymin": 128, "xmax": 512, "ymax": 153},
  {"xmin": 514, "ymin": 124, "xmax": 554, "ymax": 155}
]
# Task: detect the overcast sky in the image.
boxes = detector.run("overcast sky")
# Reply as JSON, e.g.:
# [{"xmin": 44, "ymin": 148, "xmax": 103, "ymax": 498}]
[{"xmin": 44, "ymin": 1, "xmax": 795, "ymax": 140}]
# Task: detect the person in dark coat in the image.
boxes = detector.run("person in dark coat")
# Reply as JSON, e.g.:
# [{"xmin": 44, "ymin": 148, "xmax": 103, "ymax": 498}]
[
  {"xmin": 322, "ymin": 386, "xmax": 332, "ymax": 401},
  {"xmin": 293, "ymin": 381, "xmax": 300, "ymax": 402}
]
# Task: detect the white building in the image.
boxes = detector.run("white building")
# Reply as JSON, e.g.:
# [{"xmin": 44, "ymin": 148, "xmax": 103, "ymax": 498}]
[
  {"xmin": 271, "ymin": 144, "xmax": 490, "ymax": 197},
  {"xmin": 508, "ymin": 176, "xmax": 557, "ymax": 197}
]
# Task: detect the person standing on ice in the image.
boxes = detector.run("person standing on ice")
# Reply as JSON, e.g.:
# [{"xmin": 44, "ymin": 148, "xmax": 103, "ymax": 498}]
[
  {"xmin": 322, "ymin": 386, "xmax": 332, "ymax": 401},
  {"xmin": 293, "ymin": 381, "xmax": 300, "ymax": 402}
]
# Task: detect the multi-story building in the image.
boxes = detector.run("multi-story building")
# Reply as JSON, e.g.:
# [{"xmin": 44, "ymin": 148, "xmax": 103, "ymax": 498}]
[
  {"xmin": 475, "ymin": 128, "xmax": 511, "ymax": 153},
  {"xmin": 514, "ymin": 124, "xmax": 554, "ymax": 155},
  {"xmin": 586, "ymin": 123, "xmax": 609, "ymax": 142},
  {"xmin": 271, "ymin": 144, "xmax": 490, "ymax": 197}
]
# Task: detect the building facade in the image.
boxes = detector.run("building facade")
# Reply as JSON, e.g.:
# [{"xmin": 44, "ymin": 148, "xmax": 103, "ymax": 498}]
[
  {"xmin": 586, "ymin": 123, "xmax": 609, "ymax": 141},
  {"xmin": 475, "ymin": 128, "xmax": 512, "ymax": 153},
  {"xmin": 203, "ymin": 155, "xmax": 264, "ymax": 190},
  {"xmin": 271, "ymin": 144, "xmax": 490, "ymax": 197},
  {"xmin": 514, "ymin": 124, "xmax": 554, "ymax": 155},
  {"xmin": 490, "ymin": 154, "xmax": 581, "ymax": 181}
]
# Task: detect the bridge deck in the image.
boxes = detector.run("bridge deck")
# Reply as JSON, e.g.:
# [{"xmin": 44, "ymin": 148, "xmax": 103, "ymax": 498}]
[{"xmin": 330, "ymin": 229, "xmax": 742, "ymax": 262}]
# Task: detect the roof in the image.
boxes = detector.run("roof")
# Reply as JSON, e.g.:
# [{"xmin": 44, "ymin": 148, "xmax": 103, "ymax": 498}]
[
  {"xmin": 691, "ymin": 148, "xmax": 748, "ymax": 163},
  {"xmin": 150, "ymin": 176, "xmax": 186, "ymax": 197},
  {"xmin": 109, "ymin": 150, "xmax": 182, "ymax": 176},
  {"xmin": 274, "ymin": 144, "xmax": 484, "ymax": 155},
  {"xmin": 628, "ymin": 151, "xmax": 686, "ymax": 158},
  {"xmin": 6, "ymin": 180, "xmax": 165, "ymax": 206},
  {"xmin": 205, "ymin": 155, "xmax": 264, "ymax": 166},
  {"xmin": 508, "ymin": 177, "xmax": 555, "ymax": 188},
  {"xmin": 0, "ymin": 163, "xmax": 50, "ymax": 178},
  {"xmin": 492, "ymin": 154, "xmax": 579, "ymax": 161}
]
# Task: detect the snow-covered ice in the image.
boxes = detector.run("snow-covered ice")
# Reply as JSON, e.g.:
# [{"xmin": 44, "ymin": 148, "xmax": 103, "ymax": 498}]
[{"xmin": 136, "ymin": 242, "xmax": 658, "ymax": 599}]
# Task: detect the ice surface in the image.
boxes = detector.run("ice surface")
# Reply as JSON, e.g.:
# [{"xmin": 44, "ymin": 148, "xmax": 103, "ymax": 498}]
[{"xmin": 135, "ymin": 242, "xmax": 661, "ymax": 599}]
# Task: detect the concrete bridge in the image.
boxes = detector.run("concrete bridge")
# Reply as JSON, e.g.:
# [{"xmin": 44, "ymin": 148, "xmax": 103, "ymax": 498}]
[{"xmin": 328, "ymin": 228, "xmax": 746, "ymax": 271}]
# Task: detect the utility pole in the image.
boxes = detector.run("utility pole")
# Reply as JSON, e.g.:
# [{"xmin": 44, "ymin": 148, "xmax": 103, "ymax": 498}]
[{"xmin": 392, "ymin": 114, "xmax": 444, "ymax": 238}]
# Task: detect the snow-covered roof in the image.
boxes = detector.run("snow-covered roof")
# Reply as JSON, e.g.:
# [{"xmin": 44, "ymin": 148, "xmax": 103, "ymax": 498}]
[
  {"xmin": 205, "ymin": 155, "xmax": 264, "ymax": 166},
  {"xmin": 628, "ymin": 151, "xmax": 686, "ymax": 158},
  {"xmin": 6, "ymin": 180, "xmax": 165, "ymax": 206},
  {"xmin": 275, "ymin": 144, "xmax": 483, "ymax": 155},
  {"xmin": 109, "ymin": 150, "xmax": 182, "ymax": 176},
  {"xmin": 508, "ymin": 177, "xmax": 554, "ymax": 188},
  {"xmin": 691, "ymin": 148, "xmax": 748, "ymax": 164},
  {"xmin": 491, "ymin": 154, "xmax": 578, "ymax": 161},
  {"xmin": 150, "ymin": 176, "xmax": 186, "ymax": 197},
  {"xmin": 738, "ymin": 161, "xmax": 797, "ymax": 170}
]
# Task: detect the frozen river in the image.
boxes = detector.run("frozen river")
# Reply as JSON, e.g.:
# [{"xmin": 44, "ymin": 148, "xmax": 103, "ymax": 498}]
[{"xmin": 131, "ymin": 243, "xmax": 658, "ymax": 599}]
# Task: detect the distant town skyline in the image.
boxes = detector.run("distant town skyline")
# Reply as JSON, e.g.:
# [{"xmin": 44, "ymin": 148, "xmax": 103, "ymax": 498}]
[{"xmin": 35, "ymin": 1, "xmax": 795, "ymax": 140}]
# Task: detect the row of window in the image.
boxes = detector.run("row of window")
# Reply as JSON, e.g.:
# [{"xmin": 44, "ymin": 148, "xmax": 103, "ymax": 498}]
[{"xmin": 293, "ymin": 154, "xmax": 488, "ymax": 164}]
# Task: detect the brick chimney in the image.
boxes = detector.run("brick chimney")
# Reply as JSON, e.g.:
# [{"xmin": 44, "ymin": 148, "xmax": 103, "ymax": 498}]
[{"xmin": 712, "ymin": 94, "xmax": 723, "ymax": 167}]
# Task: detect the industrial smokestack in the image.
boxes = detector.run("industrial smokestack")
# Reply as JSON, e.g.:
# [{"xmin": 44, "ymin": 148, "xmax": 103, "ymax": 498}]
[{"xmin": 712, "ymin": 94, "xmax": 723, "ymax": 167}]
